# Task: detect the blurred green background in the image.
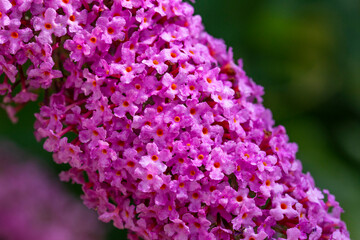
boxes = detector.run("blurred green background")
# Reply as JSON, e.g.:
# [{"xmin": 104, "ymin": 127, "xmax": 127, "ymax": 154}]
[{"xmin": 0, "ymin": 0, "xmax": 359, "ymax": 239}]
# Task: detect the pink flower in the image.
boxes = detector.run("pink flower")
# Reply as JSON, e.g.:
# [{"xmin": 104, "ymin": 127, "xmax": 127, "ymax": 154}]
[
  {"xmin": 164, "ymin": 219, "xmax": 190, "ymax": 240},
  {"xmin": 1, "ymin": 0, "xmax": 350, "ymax": 239},
  {"xmin": 96, "ymin": 16, "xmax": 126, "ymax": 44},
  {"xmin": 33, "ymin": 8, "xmax": 66, "ymax": 44},
  {"xmin": 28, "ymin": 62, "xmax": 62, "ymax": 88},
  {"xmin": 0, "ymin": 20, "xmax": 32, "ymax": 54}
]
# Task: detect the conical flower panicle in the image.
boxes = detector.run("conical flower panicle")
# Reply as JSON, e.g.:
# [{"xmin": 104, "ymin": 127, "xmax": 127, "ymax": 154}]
[{"xmin": 0, "ymin": 0, "xmax": 349, "ymax": 239}]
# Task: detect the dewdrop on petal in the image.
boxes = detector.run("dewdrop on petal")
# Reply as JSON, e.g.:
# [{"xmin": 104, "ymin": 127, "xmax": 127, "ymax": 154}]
[{"xmin": 0, "ymin": 0, "xmax": 350, "ymax": 239}]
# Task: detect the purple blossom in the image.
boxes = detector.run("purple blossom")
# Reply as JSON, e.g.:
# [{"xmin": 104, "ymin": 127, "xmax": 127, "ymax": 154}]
[
  {"xmin": 164, "ymin": 219, "xmax": 190, "ymax": 240},
  {"xmin": 33, "ymin": 8, "xmax": 66, "ymax": 44},
  {"xmin": 0, "ymin": 55, "xmax": 18, "ymax": 83},
  {"xmin": 28, "ymin": 62, "xmax": 62, "ymax": 88},
  {"xmin": 64, "ymin": 32, "xmax": 91, "ymax": 62},
  {"xmin": 0, "ymin": 20, "xmax": 33, "ymax": 54},
  {"xmin": 96, "ymin": 16, "xmax": 126, "ymax": 44},
  {"xmin": 0, "ymin": 0, "xmax": 350, "ymax": 240}
]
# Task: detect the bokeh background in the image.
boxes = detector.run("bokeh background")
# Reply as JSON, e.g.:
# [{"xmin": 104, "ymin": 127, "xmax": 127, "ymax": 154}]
[{"xmin": 0, "ymin": 0, "xmax": 359, "ymax": 239}]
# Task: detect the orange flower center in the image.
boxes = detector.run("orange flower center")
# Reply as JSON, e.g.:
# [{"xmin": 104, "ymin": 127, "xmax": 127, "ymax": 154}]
[
  {"xmin": 156, "ymin": 129, "xmax": 164, "ymax": 136},
  {"xmin": 202, "ymin": 127, "xmax": 208, "ymax": 134},
  {"xmin": 236, "ymin": 196, "xmax": 243, "ymax": 202},
  {"xmin": 90, "ymin": 37, "xmax": 97, "ymax": 43},
  {"xmin": 10, "ymin": 32, "xmax": 19, "ymax": 38},
  {"xmin": 157, "ymin": 106, "xmax": 163, "ymax": 112},
  {"xmin": 209, "ymin": 186, "xmax": 216, "ymax": 192},
  {"xmin": 127, "ymin": 161, "xmax": 135, "ymax": 167},
  {"xmin": 107, "ymin": 27, "xmax": 115, "ymax": 34},
  {"xmin": 265, "ymin": 180, "xmax": 271, "ymax": 186},
  {"xmin": 44, "ymin": 23, "xmax": 52, "ymax": 29},
  {"xmin": 192, "ymin": 192, "xmax": 199, "ymax": 199},
  {"xmin": 250, "ymin": 175, "xmax": 255, "ymax": 181}
]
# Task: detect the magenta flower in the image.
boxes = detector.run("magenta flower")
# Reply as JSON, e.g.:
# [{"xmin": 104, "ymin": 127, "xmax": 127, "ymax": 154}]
[
  {"xmin": 0, "ymin": 19, "xmax": 32, "ymax": 54},
  {"xmin": 0, "ymin": 0, "xmax": 350, "ymax": 240},
  {"xmin": 96, "ymin": 16, "xmax": 126, "ymax": 44},
  {"xmin": 0, "ymin": 55, "xmax": 18, "ymax": 83},
  {"xmin": 0, "ymin": 1, "xmax": 12, "ymax": 28},
  {"xmin": 33, "ymin": 8, "xmax": 66, "ymax": 44},
  {"xmin": 64, "ymin": 32, "xmax": 91, "ymax": 62},
  {"xmin": 28, "ymin": 62, "xmax": 62, "ymax": 88}
]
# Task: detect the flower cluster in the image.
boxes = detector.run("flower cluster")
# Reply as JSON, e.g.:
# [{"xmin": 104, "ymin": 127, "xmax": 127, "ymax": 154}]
[
  {"xmin": 0, "ymin": 141, "xmax": 104, "ymax": 240},
  {"xmin": 0, "ymin": 0, "xmax": 349, "ymax": 239}
]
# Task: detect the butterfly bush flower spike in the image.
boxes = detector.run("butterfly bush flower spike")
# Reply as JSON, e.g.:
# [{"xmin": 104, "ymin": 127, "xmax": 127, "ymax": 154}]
[{"xmin": 0, "ymin": 0, "xmax": 350, "ymax": 239}]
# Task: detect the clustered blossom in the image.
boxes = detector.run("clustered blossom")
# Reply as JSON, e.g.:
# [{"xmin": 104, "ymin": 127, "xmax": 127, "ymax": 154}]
[
  {"xmin": 0, "ymin": 0, "xmax": 350, "ymax": 239},
  {"xmin": 0, "ymin": 141, "xmax": 104, "ymax": 240}
]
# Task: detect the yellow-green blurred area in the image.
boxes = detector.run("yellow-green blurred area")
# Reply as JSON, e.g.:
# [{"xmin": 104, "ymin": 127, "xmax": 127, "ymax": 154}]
[{"xmin": 0, "ymin": 0, "xmax": 359, "ymax": 239}]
